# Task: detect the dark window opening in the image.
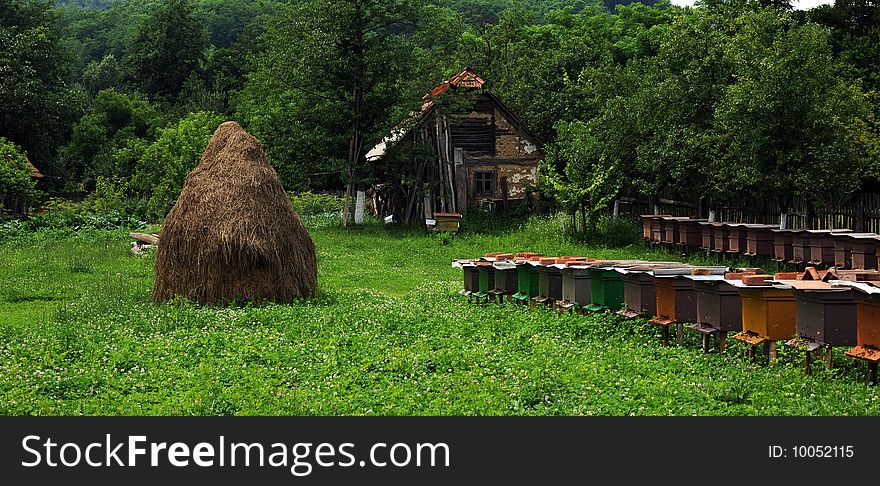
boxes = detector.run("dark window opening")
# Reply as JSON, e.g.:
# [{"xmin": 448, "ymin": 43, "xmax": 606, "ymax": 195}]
[{"xmin": 474, "ymin": 171, "xmax": 494, "ymax": 197}]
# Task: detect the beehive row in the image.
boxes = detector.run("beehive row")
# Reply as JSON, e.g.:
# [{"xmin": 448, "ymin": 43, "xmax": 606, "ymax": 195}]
[
  {"xmin": 640, "ymin": 214, "xmax": 880, "ymax": 269},
  {"xmin": 453, "ymin": 253, "xmax": 880, "ymax": 384}
]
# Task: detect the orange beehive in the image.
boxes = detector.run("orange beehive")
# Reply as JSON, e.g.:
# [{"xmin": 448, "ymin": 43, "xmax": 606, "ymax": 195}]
[{"xmin": 738, "ymin": 285, "xmax": 798, "ymax": 341}]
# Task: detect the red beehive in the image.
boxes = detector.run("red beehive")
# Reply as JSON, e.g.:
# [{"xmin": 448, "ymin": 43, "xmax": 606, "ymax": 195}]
[
  {"xmin": 711, "ymin": 223, "xmax": 730, "ymax": 254},
  {"xmin": 726, "ymin": 223, "xmax": 750, "ymax": 255},
  {"xmin": 744, "ymin": 224, "xmax": 777, "ymax": 258},
  {"xmin": 678, "ymin": 218, "xmax": 707, "ymax": 248},
  {"xmin": 842, "ymin": 282, "xmax": 880, "ymax": 384},
  {"xmin": 846, "ymin": 233, "xmax": 880, "ymax": 270},
  {"xmin": 772, "ymin": 229, "xmax": 797, "ymax": 263},
  {"xmin": 699, "ymin": 222, "xmax": 715, "ymax": 251}
]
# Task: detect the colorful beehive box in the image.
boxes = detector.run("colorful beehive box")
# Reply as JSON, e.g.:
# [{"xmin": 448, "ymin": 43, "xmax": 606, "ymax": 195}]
[
  {"xmin": 534, "ymin": 261, "xmax": 563, "ymax": 307},
  {"xmin": 492, "ymin": 261, "xmax": 519, "ymax": 301},
  {"xmin": 459, "ymin": 261, "xmax": 480, "ymax": 297},
  {"xmin": 585, "ymin": 266, "xmax": 625, "ymax": 312},
  {"xmin": 620, "ymin": 270, "xmax": 658, "ymax": 318},
  {"xmin": 699, "ymin": 222, "xmax": 715, "ymax": 251},
  {"xmin": 725, "ymin": 223, "xmax": 750, "ymax": 255},
  {"xmin": 807, "ymin": 230, "xmax": 850, "ymax": 267},
  {"xmin": 789, "ymin": 230, "xmax": 812, "ymax": 265},
  {"xmin": 678, "ymin": 218, "xmax": 708, "ymax": 248},
  {"xmin": 561, "ymin": 265, "xmax": 592, "ymax": 311},
  {"xmin": 745, "ymin": 225, "xmax": 777, "ymax": 258},
  {"xmin": 730, "ymin": 280, "xmax": 798, "ymax": 343},
  {"xmin": 786, "ymin": 282, "xmax": 857, "ymax": 348},
  {"xmin": 473, "ymin": 261, "xmax": 495, "ymax": 300},
  {"xmin": 847, "ymin": 233, "xmax": 880, "ymax": 270},
  {"xmin": 662, "ymin": 216, "xmax": 691, "ymax": 245},
  {"xmin": 711, "ymin": 223, "xmax": 730, "ymax": 254},
  {"xmin": 833, "ymin": 233, "xmax": 857, "ymax": 269},
  {"xmin": 432, "ymin": 212, "xmax": 463, "ymax": 232},
  {"xmin": 650, "ymin": 274, "xmax": 697, "ymax": 324},
  {"xmin": 839, "ymin": 282, "xmax": 880, "ymax": 383},
  {"xmin": 772, "ymin": 229, "xmax": 796, "ymax": 263},
  {"xmin": 691, "ymin": 276, "xmax": 743, "ymax": 334},
  {"xmin": 512, "ymin": 261, "xmax": 541, "ymax": 304}
]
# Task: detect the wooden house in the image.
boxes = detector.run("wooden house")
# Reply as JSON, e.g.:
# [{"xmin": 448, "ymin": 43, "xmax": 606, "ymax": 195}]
[
  {"xmin": 366, "ymin": 67, "xmax": 543, "ymax": 225},
  {"xmin": 1, "ymin": 158, "xmax": 43, "ymax": 218}
]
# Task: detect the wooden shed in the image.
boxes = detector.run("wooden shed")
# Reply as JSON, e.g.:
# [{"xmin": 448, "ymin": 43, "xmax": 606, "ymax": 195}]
[
  {"xmin": 366, "ymin": 67, "xmax": 543, "ymax": 225},
  {"xmin": 2, "ymin": 158, "xmax": 43, "ymax": 217}
]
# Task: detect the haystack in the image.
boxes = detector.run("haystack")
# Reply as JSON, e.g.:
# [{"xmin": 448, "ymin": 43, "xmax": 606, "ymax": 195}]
[{"xmin": 152, "ymin": 121, "xmax": 317, "ymax": 304}]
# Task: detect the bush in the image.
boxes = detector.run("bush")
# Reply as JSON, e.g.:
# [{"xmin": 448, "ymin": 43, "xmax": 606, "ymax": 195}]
[
  {"xmin": 23, "ymin": 198, "xmax": 144, "ymax": 233},
  {"xmin": 91, "ymin": 176, "xmax": 126, "ymax": 214},
  {"xmin": 289, "ymin": 191, "xmax": 345, "ymax": 228},
  {"xmin": 588, "ymin": 215, "xmax": 642, "ymax": 247},
  {"xmin": 129, "ymin": 111, "xmax": 225, "ymax": 220}
]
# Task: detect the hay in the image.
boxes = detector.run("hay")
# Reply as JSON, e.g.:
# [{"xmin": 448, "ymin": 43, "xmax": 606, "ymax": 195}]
[{"xmin": 152, "ymin": 121, "xmax": 317, "ymax": 304}]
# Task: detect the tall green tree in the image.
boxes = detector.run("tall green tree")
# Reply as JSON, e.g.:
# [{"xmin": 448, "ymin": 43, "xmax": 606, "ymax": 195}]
[
  {"xmin": 236, "ymin": 0, "xmax": 432, "ymax": 219},
  {"xmin": 0, "ymin": 0, "xmax": 81, "ymax": 182},
  {"xmin": 58, "ymin": 89, "xmax": 164, "ymax": 188},
  {"xmin": 127, "ymin": 0, "xmax": 208, "ymax": 101},
  {"xmin": 716, "ymin": 9, "xmax": 875, "ymax": 227}
]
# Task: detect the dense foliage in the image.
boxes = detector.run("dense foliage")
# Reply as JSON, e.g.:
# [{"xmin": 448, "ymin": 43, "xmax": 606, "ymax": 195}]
[{"xmin": 1, "ymin": 0, "xmax": 879, "ymax": 231}]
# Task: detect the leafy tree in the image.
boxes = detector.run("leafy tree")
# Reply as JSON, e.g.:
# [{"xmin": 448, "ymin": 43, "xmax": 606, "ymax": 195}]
[
  {"xmin": 716, "ymin": 9, "xmax": 876, "ymax": 226},
  {"xmin": 236, "ymin": 0, "xmax": 432, "ymax": 211},
  {"xmin": 81, "ymin": 52, "xmax": 124, "ymax": 96},
  {"xmin": 0, "ymin": 0, "xmax": 81, "ymax": 181},
  {"xmin": 127, "ymin": 0, "xmax": 209, "ymax": 101},
  {"xmin": 129, "ymin": 111, "xmax": 225, "ymax": 219},
  {"xmin": 58, "ymin": 89, "xmax": 164, "ymax": 188}
]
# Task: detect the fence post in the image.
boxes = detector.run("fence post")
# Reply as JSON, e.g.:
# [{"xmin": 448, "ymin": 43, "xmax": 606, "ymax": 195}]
[{"xmin": 855, "ymin": 193, "xmax": 865, "ymax": 233}]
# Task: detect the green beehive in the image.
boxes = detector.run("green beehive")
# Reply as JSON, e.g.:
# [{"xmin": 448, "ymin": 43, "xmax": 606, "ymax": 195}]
[
  {"xmin": 585, "ymin": 267, "xmax": 624, "ymax": 312},
  {"xmin": 513, "ymin": 262, "xmax": 540, "ymax": 304},
  {"xmin": 474, "ymin": 263, "xmax": 495, "ymax": 302},
  {"xmin": 600, "ymin": 268, "xmax": 625, "ymax": 311}
]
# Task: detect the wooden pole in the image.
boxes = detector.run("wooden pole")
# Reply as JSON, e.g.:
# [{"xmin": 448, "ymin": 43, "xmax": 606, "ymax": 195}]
[{"xmin": 719, "ymin": 331, "xmax": 727, "ymax": 354}]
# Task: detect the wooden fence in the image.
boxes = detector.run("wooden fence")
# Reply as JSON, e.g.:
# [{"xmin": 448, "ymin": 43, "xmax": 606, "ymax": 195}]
[{"xmin": 615, "ymin": 192, "xmax": 880, "ymax": 233}]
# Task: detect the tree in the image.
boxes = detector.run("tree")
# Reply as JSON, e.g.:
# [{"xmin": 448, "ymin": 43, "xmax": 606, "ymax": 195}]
[
  {"xmin": 58, "ymin": 89, "xmax": 164, "ymax": 189},
  {"xmin": 716, "ymin": 9, "xmax": 876, "ymax": 227},
  {"xmin": 236, "ymin": 0, "xmax": 432, "ymax": 224},
  {"xmin": 129, "ymin": 111, "xmax": 225, "ymax": 219},
  {"xmin": 0, "ymin": 0, "xmax": 81, "ymax": 182},
  {"xmin": 81, "ymin": 53, "xmax": 124, "ymax": 96},
  {"xmin": 127, "ymin": 0, "xmax": 208, "ymax": 101}
]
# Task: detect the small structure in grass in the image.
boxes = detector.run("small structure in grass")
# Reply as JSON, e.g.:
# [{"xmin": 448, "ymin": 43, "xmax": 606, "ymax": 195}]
[{"xmin": 152, "ymin": 121, "xmax": 317, "ymax": 304}]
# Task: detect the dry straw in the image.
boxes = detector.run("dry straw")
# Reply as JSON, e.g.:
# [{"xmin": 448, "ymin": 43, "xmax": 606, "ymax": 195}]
[{"xmin": 152, "ymin": 121, "xmax": 317, "ymax": 304}]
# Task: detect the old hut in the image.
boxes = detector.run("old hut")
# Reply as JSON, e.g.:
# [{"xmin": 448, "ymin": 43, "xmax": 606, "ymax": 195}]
[
  {"xmin": 152, "ymin": 121, "xmax": 317, "ymax": 304},
  {"xmin": 1, "ymin": 158, "xmax": 43, "ymax": 218},
  {"xmin": 366, "ymin": 67, "xmax": 543, "ymax": 225}
]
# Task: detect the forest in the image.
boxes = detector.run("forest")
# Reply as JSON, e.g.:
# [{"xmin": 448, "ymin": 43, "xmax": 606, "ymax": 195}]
[{"xmin": 2, "ymin": 0, "xmax": 880, "ymax": 229}]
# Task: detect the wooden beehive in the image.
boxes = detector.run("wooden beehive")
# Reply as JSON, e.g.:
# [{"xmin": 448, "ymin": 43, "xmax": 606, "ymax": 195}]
[{"xmin": 432, "ymin": 212, "xmax": 463, "ymax": 233}]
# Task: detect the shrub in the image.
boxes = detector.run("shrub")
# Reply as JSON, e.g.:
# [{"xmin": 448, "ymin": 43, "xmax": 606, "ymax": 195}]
[
  {"xmin": 289, "ymin": 191, "xmax": 345, "ymax": 228},
  {"xmin": 588, "ymin": 215, "xmax": 642, "ymax": 247}
]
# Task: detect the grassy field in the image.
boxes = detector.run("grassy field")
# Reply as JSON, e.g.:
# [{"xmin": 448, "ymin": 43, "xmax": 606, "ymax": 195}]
[{"xmin": 1, "ymin": 216, "xmax": 879, "ymax": 415}]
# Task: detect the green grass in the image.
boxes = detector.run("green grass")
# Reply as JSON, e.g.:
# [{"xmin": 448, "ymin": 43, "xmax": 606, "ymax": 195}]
[{"xmin": 0, "ymin": 216, "xmax": 878, "ymax": 415}]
